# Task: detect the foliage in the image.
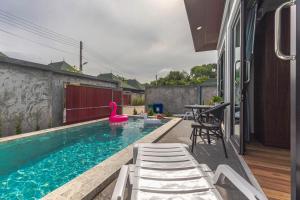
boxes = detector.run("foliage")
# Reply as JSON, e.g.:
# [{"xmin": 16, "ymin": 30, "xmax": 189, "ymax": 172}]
[
  {"xmin": 143, "ymin": 82, "xmax": 151, "ymax": 88},
  {"xmin": 189, "ymin": 76, "xmax": 209, "ymax": 85},
  {"xmin": 115, "ymin": 74, "xmax": 126, "ymax": 81},
  {"xmin": 209, "ymin": 96, "xmax": 223, "ymax": 105},
  {"xmin": 66, "ymin": 66, "xmax": 82, "ymax": 73},
  {"xmin": 212, "ymin": 96, "xmax": 223, "ymax": 103},
  {"xmin": 149, "ymin": 63, "xmax": 217, "ymax": 86},
  {"xmin": 150, "ymin": 71, "xmax": 190, "ymax": 86},
  {"xmin": 15, "ymin": 114, "xmax": 23, "ymax": 134},
  {"xmin": 190, "ymin": 64, "xmax": 217, "ymax": 79},
  {"xmin": 148, "ymin": 109, "xmax": 154, "ymax": 116},
  {"xmin": 133, "ymin": 108, "xmax": 138, "ymax": 115},
  {"xmin": 131, "ymin": 96, "xmax": 145, "ymax": 106},
  {"xmin": 165, "ymin": 111, "xmax": 173, "ymax": 117}
]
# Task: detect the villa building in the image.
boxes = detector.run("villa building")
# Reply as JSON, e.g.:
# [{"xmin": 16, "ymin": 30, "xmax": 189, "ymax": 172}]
[
  {"xmin": 1, "ymin": 1, "xmax": 300, "ymax": 199},
  {"xmin": 185, "ymin": 0, "xmax": 298, "ymax": 199}
]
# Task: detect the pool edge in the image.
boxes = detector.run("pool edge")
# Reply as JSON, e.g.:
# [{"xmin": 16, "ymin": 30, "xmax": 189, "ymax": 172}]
[
  {"xmin": 0, "ymin": 118, "xmax": 109, "ymax": 144},
  {"xmin": 42, "ymin": 117, "xmax": 182, "ymax": 200}
]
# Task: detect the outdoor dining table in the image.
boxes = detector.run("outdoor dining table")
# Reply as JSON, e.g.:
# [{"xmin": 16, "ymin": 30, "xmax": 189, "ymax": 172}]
[{"xmin": 184, "ymin": 104, "xmax": 214, "ymax": 122}]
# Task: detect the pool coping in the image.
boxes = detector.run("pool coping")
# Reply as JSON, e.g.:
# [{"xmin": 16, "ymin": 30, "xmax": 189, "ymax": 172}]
[
  {"xmin": 40, "ymin": 117, "xmax": 182, "ymax": 200},
  {"xmin": 0, "ymin": 118, "xmax": 109, "ymax": 144}
]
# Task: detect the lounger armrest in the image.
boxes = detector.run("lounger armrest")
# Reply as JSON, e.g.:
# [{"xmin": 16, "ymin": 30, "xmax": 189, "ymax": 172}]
[
  {"xmin": 111, "ymin": 165, "xmax": 129, "ymax": 200},
  {"xmin": 213, "ymin": 165, "xmax": 267, "ymax": 200}
]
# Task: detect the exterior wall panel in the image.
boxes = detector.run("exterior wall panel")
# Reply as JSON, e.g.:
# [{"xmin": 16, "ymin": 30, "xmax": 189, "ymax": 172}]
[
  {"xmin": 0, "ymin": 59, "xmax": 118, "ymax": 136},
  {"xmin": 145, "ymin": 85, "xmax": 217, "ymax": 114}
]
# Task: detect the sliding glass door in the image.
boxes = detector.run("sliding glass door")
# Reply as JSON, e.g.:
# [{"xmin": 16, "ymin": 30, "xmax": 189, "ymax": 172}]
[{"xmin": 230, "ymin": 8, "xmax": 244, "ymax": 154}]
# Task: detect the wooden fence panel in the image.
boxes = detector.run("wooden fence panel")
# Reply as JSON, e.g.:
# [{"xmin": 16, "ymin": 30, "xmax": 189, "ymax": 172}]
[{"xmin": 65, "ymin": 85, "xmax": 122, "ymax": 124}]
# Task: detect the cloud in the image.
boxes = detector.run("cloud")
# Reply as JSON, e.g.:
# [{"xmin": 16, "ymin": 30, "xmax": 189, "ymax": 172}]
[{"xmin": 0, "ymin": 0, "xmax": 217, "ymax": 82}]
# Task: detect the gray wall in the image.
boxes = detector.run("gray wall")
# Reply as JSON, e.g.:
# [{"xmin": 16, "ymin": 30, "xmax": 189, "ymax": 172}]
[
  {"xmin": 145, "ymin": 85, "xmax": 217, "ymax": 114},
  {"xmin": 201, "ymin": 86, "xmax": 218, "ymax": 104},
  {"xmin": 0, "ymin": 58, "xmax": 118, "ymax": 136}
]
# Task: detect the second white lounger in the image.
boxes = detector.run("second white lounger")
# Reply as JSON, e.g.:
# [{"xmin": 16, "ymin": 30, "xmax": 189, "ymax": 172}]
[{"xmin": 112, "ymin": 143, "xmax": 267, "ymax": 200}]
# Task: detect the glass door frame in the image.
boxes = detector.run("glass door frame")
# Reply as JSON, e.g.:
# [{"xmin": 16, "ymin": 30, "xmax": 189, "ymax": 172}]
[
  {"xmin": 229, "ymin": 1, "xmax": 245, "ymax": 154},
  {"xmin": 290, "ymin": 1, "xmax": 298, "ymax": 199}
]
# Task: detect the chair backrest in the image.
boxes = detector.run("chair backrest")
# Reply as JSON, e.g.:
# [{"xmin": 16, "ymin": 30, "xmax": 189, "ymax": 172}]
[{"xmin": 205, "ymin": 103, "xmax": 230, "ymax": 123}]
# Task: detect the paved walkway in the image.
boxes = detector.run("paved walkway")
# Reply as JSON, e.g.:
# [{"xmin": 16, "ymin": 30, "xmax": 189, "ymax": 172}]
[{"xmin": 94, "ymin": 120, "xmax": 250, "ymax": 200}]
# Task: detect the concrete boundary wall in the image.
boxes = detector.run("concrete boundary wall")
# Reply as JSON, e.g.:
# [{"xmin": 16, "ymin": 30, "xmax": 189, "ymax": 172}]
[
  {"xmin": 0, "ymin": 57, "xmax": 118, "ymax": 136},
  {"xmin": 145, "ymin": 85, "xmax": 217, "ymax": 114}
]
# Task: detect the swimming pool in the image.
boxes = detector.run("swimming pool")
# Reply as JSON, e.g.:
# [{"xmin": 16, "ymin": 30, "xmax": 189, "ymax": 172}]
[{"xmin": 0, "ymin": 117, "xmax": 168, "ymax": 199}]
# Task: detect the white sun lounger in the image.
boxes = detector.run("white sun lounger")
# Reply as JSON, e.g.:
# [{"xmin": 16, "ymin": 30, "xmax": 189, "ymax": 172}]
[{"xmin": 111, "ymin": 143, "xmax": 267, "ymax": 200}]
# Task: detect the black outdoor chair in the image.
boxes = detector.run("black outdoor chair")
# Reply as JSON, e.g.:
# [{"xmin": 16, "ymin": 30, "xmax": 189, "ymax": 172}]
[{"xmin": 190, "ymin": 103, "xmax": 230, "ymax": 158}]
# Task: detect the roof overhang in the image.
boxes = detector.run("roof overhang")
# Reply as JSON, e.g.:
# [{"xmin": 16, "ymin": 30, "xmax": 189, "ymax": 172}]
[{"xmin": 184, "ymin": 0, "xmax": 225, "ymax": 52}]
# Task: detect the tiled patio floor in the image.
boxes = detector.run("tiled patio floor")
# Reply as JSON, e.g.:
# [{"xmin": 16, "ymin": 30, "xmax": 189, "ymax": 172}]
[{"xmin": 94, "ymin": 120, "xmax": 254, "ymax": 200}]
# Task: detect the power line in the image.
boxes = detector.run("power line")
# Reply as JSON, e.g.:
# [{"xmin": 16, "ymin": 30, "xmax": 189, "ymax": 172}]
[
  {"xmin": 82, "ymin": 52, "xmax": 132, "ymax": 78},
  {"xmin": 0, "ymin": 16, "xmax": 79, "ymax": 48},
  {"xmin": 84, "ymin": 45, "xmax": 133, "ymax": 78},
  {"xmin": 0, "ymin": 27, "xmax": 78, "ymax": 56},
  {"xmin": 0, "ymin": 23, "xmax": 129, "ymax": 77},
  {"xmin": 0, "ymin": 9, "xmax": 79, "ymax": 45},
  {"xmin": 85, "ymin": 53, "xmax": 130, "ymax": 78},
  {"xmin": 0, "ymin": 9, "xmax": 79, "ymax": 46},
  {"xmin": 0, "ymin": 8, "xmax": 134, "ymax": 78},
  {"xmin": 0, "ymin": 13, "xmax": 78, "ymax": 47},
  {"xmin": 83, "ymin": 55, "xmax": 123, "ymax": 75}
]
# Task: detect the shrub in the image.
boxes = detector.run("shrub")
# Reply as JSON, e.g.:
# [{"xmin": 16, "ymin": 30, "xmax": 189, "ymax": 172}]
[
  {"xmin": 165, "ymin": 112, "xmax": 173, "ymax": 117},
  {"xmin": 148, "ymin": 109, "xmax": 154, "ymax": 116},
  {"xmin": 209, "ymin": 96, "xmax": 223, "ymax": 105},
  {"xmin": 133, "ymin": 108, "xmax": 138, "ymax": 115},
  {"xmin": 131, "ymin": 96, "xmax": 145, "ymax": 106}
]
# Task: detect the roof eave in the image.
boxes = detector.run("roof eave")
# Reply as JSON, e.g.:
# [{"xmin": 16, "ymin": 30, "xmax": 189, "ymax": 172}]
[{"xmin": 184, "ymin": 0, "xmax": 225, "ymax": 52}]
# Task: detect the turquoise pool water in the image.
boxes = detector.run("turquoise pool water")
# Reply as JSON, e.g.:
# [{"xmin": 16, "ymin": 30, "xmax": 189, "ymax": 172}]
[{"xmin": 0, "ymin": 117, "xmax": 167, "ymax": 199}]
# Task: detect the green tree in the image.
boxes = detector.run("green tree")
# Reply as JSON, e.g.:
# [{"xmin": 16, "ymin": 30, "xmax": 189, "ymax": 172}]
[
  {"xmin": 149, "ymin": 64, "xmax": 217, "ymax": 87},
  {"xmin": 150, "ymin": 71, "xmax": 190, "ymax": 86},
  {"xmin": 190, "ymin": 64, "xmax": 217, "ymax": 79},
  {"xmin": 189, "ymin": 77, "xmax": 209, "ymax": 85},
  {"xmin": 66, "ymin": 66, "xmax": 82, "ymax": 73}
]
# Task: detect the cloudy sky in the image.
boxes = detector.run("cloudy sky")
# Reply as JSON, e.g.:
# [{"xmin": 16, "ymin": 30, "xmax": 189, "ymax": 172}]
[{"xmin": 0, "ymin": 0, "xmax": 217, "ymax": 82}]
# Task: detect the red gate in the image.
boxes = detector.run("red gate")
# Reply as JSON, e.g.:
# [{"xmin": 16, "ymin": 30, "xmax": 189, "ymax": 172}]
[{"xmin": 64, "ymin": 84, "xmax": 123, "ymax": 124}]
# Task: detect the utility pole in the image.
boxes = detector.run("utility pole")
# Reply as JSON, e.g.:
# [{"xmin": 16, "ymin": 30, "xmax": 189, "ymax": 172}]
[
  {"xmin": 156, "ymin": 74, "xmax": 158, "ymax": 86},
  {"xmin": 80, "ymin": 41, "xmax": 83, "ymax": 72}
]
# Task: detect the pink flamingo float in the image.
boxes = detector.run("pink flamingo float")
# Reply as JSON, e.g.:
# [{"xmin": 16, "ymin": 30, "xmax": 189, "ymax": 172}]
[{"xmin": 109, "ymin": 101, "xmax": 128, "ymax": 123}]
